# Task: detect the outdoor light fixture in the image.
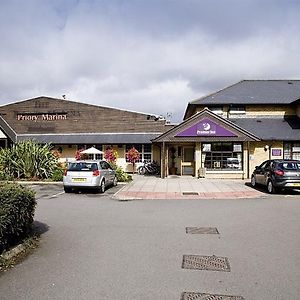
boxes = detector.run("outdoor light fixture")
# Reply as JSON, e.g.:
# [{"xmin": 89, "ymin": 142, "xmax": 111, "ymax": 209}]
[{"xmin": 264, "ymin": 145, "xmax": 269, "ymax": 152}]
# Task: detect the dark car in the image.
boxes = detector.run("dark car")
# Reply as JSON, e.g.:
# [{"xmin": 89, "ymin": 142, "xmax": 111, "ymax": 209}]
[{"xmin": 251, "ymin": 159, "xmax": 300, "ymax": 193}]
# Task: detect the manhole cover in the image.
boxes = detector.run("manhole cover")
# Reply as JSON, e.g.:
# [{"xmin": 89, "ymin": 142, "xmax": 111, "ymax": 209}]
[
  {"xmin": 182, "ymin": 255, "xmax": 230, "ymax": 272},
  {"xmin": 181, "ymin": 292, "xmax": 244, "ymax": 300},
  {"xmin": 186, "ymin": 227, "xmax": 219, "ymax": 234},
  {"xmin": 182, "ymin": 192, "xmax": 199, "ymax": 196}
]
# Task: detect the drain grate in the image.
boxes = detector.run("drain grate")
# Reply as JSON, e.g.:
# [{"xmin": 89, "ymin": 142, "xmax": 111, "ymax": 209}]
[
  {"xmin": 181, "ymin": 292, "xmax": 244, "ymax": 300},
  {"xmin": 182, "ymin": 255, "xmax": 230, "ymax": 272},
  {"xmin": 182, "ymin": 192, "xmax": 199, "ymax": 196},
  {"xmin": 186, "ymin": 227, "xmax": 219, "ymax": 234}
]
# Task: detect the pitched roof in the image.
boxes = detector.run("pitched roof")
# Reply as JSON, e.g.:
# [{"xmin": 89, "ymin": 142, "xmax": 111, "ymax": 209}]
[
  {"xmin": 0, "ymin": 116, "xmax": 17, "ymax": 142},
  {"xmin": 190, "ymin": 80, "xmax": 300, "ymax": 105},
  {"xmin": 230, "ymin": 116, "xmax": 300, "ymax": 140}
]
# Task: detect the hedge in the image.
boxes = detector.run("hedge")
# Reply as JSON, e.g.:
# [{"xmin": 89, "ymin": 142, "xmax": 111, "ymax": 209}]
[{"xmin": 0, "ymin": 183, "xmax": 36, "ymax": 253}]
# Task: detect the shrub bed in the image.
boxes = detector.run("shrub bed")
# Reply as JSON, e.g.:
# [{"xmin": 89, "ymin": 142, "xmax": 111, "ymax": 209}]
[
  {"xmin": 0, "ymin": 183, "xmax": 36, "ymax": 253},
  {"xmin": 115, "ymin": 166, "xmax": 132, "ymax": 182}
]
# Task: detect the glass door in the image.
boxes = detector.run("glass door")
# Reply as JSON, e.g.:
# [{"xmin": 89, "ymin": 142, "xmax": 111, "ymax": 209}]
[{"xmin": 182, "ymin": 147, "xmax": 195, "ymax": 175}]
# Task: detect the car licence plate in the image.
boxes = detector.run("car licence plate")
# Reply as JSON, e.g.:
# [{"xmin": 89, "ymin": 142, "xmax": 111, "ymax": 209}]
[
  {"xmin": 292, "ymin": 183, "xmax": 300, "ymax": 187},
  {"xmin": 72, "ymin": 178, "xmax": 86, "ymax": 182}
]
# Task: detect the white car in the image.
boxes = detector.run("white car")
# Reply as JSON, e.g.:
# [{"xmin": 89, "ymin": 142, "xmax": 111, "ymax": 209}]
[{"xmin": 63, "ymin": 160, "xmax": 117, "ymax": 193}]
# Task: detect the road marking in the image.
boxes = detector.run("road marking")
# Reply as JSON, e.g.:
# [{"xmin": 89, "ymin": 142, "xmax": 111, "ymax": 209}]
[{"xmin": 48, "ymin": 192, "xmax": 65, "ymax": 198}]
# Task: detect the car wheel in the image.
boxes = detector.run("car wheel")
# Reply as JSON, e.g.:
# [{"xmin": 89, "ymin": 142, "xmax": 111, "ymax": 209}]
[
  {"xmin": 251, "ymin": 175, "xmax": 256, "ymax": 187},
  {"xmin": 267, "ymin": 180, "xmax": 276, "ymax": 194},
  {"xmin": 64, "ymin": 187, "xmax": 72, "ymax": 193},
  {"xmin": 99, "ymin": 180, "xmax": 105, "ymax": 193},
  {"xmin": 113, "ymin": 176, "xmax": 118, "ymax": 186}
]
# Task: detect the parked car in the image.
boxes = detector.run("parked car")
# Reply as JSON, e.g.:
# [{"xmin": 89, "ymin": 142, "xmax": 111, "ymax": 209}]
[
  {"xmin": 251, "ymin": 159, "xmax": 300, "ymax": 193},
  {"xmin": 63, "ymin": 160, "xmax": 117, "ymax": 193}
]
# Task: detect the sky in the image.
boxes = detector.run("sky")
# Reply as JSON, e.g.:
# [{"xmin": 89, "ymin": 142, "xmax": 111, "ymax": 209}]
[{"xmin": 1, "ymin": 0, "xmax": 300, "ymax": 122}]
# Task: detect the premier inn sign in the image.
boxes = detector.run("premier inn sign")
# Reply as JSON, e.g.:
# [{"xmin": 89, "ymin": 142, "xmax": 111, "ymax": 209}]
[
  {"xmin": 176, "ymin": 118, "xmax": 237, "ymax": 137},
  {"xmin": 17, "ymin": 113, "xmax": 67, "ymax": 122}
]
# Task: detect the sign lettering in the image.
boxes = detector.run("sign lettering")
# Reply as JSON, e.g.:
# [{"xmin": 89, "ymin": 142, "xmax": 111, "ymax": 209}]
[
  {"xmin": 176, "ymin": 118, "xmax": 237, "ymax": 137},
  {"xmin": 16, "ymin": 113, "xmax": 67, "ymax": 122}
]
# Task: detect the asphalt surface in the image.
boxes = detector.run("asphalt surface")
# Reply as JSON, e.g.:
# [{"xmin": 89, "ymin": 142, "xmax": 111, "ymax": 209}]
[{"xmin": 0, "ymin": 184, "xmax": 300, "ymax": 299}]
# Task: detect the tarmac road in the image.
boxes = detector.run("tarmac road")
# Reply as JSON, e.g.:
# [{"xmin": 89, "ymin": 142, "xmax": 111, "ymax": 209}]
[{"xmin": 0, "ymin": 185, "xmax": 300, "ymax": 299}]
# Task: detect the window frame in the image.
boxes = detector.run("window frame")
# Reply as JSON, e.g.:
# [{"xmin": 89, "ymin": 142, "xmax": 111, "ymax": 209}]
[
  {"xmin": 125, "ymin": 144, "xmax": 152, "ymax": 163},
  {"xmin": 202, "ymin": 142, "xmax": 243, "ymax": 171}
]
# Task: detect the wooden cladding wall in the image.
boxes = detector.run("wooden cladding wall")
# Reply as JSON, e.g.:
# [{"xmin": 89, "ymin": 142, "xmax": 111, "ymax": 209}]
[{"xmin": 0, "ymin": 97, "xmax": 167, "ymax": 134}]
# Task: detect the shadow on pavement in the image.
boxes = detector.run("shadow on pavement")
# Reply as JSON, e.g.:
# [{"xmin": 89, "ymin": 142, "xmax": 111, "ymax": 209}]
[
  {"xmin": 32, "ymin": 221, "xmax": 50, "ymax": 235},
  {"xmin": 244, "ymin": 181, "xmax": 300, "ymax": 195}
]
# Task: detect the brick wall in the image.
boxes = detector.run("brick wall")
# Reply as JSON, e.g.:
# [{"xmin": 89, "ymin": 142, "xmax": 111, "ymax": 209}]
[{"xmin": 0, "ymin": 97, "xmax": 167, "ymax": 134}]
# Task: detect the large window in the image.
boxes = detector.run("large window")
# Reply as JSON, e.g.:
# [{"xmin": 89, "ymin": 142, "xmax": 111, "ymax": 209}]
[
  {"xmin": 209, "ymin": 106, "xmax": 223, "ymax": 115},
  {"xmin": 202, "ymin": 142, "xmax": 243, "ymax": 170},
  {"xmin": 284, "ymin": 142, "xmax": 300, "ymax": 160},
  {"xmin": 126, "ymin": 144, "xmax": 152, "ymax": 163},
  {"xmin": 229, "ymin": 105, "xmax": 246, "ymax": 114}
]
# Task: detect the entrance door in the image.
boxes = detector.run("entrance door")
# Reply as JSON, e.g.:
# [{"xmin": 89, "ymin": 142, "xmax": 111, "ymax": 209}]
[{"xmin": 182, "ymin": 147, "xmax": 194, "ymax": 175}]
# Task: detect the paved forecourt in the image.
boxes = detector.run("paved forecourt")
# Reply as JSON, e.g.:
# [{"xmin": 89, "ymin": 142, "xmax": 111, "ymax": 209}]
[
  {"xmin": 1, "ymin": 189, "xmax": 300, "ymax": 299},
  {"xmin": 114, "ymin": 175, "xmax": 264, "ymax": 200}
]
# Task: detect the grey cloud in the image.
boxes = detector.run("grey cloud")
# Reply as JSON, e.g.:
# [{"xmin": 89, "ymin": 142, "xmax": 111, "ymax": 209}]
[{"xmin": 1, "ymin": 0, "xmax": 300, "ymax": 122}]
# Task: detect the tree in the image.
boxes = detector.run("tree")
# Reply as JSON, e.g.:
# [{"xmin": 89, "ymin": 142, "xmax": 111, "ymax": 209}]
[{"xmin": 126, "ymin": 147, "xmax": 140, "ymax": 173}]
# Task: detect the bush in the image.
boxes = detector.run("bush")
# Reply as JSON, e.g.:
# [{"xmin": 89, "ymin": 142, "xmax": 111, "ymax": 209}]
[
  {"xmin": 0, "ymin": 140, "xmax": 59, "ymax": 180},
  {"xmin": 51, "ymin": 167, "xmax": 64, "ymax": 181},
  {"xmin": 0, "ymin": 183, "xmax": 36, "ymax": 253},
  {"xmin": 0, "ymin": 170, "xmax": 13, "ymax": 181},
  {"xmin": 115, "ymin": 166, "xmax": 132, "ymax": 182}
]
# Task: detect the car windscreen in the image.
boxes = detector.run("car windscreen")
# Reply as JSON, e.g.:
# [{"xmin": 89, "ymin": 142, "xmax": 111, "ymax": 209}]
[
  {"xmin": 68, "ymin": 162, "xmax": 98, "ymax": 171},
  {"xmin": 278, "ymin": 162, "xmax": 300, "ymax": 170}
]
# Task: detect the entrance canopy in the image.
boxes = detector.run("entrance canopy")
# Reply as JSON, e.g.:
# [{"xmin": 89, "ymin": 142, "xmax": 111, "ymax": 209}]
[{"xmin": 153, "ymin": 108, "xmax": 260, "ymax": 143}]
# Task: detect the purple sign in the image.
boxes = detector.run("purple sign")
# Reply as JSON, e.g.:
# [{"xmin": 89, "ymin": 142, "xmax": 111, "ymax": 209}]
[
  {"xmin": 176, "ymin": 118, "xmax": 237, "ymax": 137},
  {"xmin": 272, "ymin": 149, "xmax": 282, "ymax": 156}
]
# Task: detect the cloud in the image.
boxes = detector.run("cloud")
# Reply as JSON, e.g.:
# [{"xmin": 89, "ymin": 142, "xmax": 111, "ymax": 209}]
[{"xmin": 1, "ymin": 0, "xmax": 300, "ymax": 122}]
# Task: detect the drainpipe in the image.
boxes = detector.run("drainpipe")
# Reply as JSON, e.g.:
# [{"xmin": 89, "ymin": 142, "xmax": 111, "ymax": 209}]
[
  {"xmin": 247, "ymin": 141, "xmax": 250, "ymax": 179},
  {"xmin": 161, "ymin": 142, "xmax": 165, "ymax": 179}
]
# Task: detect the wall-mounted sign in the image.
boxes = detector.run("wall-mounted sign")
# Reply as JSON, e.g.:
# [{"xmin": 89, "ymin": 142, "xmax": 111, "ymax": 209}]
[
  {"xmin": 16, "ymin": 113, "xmax": 67, "ymax": 122},
  {"xmin": 176, "ymin": 118, "xmax": 237, "ymax": 137},
  {"xmin": 272, "ymin": 149, "xmax": 282, "ymax": 156}
]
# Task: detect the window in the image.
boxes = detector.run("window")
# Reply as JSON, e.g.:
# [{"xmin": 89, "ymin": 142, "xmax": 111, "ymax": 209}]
[
  {"xmin": 94, "ymin": 145, "xmax": 103, "ymax": 160},
  {"xmin": 100, "ymin": 161, "xmax": 111, "ymax": 170},
  {"xmin": 202, "ymin": 142, "xmax": 243, "ymax": 170},
  {"xmin": 284, "ymin": 142, "xmax": 300, "ymax": 160},
  {"xmin": 126, "ymin": 144, "xmax": 152, "ymax": 163},
  {"xmin": 68, "ymin": 162, "xmax": 98, "ymax": 171},
  {"xmin": 209, "ymin": 106, "xmax": 223, "ymax": 115},
  {"xmin": 229, "ymin": 105, "xmax": 245, "ymax": 114}
]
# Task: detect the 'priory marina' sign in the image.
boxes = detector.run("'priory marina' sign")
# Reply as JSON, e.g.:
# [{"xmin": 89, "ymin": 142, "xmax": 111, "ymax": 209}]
[{"xmin": 16, "ymin": 113, "xmax": 67, "ymax": 122}]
